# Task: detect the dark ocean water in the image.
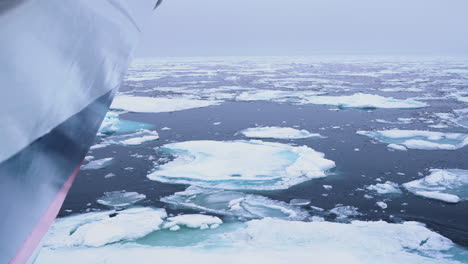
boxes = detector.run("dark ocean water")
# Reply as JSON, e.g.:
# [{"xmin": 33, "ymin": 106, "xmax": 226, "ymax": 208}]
[{"xmin": 59, "ymin": 56, "xmax": 468, "ymax": 247}]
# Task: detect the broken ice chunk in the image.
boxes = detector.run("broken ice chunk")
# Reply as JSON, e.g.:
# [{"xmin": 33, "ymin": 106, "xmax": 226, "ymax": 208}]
[
  {"xmin": 366, "ymin": 181, "xmax": 402, "ymax": 195},
  {"xmin": 162, "ymin": 214, "xmax": 222, "ymax": 230},
  {"xmin": 403, "ymin": 169, "xmax": 468, "ymax": 203},
  {"xmin": 357, "ymin": 130, "xmax": 468, "ymax": 150},
  {"xmin": 240, "ymin": 126, "xmax": 323, "ymax": 139},
  {"xmin": 81, "ymin": 158, "xmax": 114, "ymax": 170},
  {"xmin": 161, "ymin": 186, "xmax": 309, "ymax": 220},
  {"xmin": 330, "ymin": 205, "xmax": 362, "ymax": 219},
  {"xmin": 96, "ymin": 191, "xmax": 146, "ymax": 209}
]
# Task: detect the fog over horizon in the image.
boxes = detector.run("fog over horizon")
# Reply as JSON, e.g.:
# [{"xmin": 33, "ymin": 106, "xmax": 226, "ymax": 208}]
[{"xmin": 130, "ymin": 0, "xmax": 468, "ymax": 58}]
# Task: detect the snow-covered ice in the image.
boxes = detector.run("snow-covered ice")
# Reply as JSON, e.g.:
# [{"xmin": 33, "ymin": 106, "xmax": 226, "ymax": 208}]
[
  {"xmin": 148, "ymin": 140, "xmax": 335, "ymax": 190},
  {"xmin": 96, "ymin": 191, "xmax": 146, "ymax": 209},
  {"xmin": 403, "ymin": 169, "xmax": 468, "ymax": 203},
  {"xmin": 37, "ymin": 218, "xmax": 466, "ymax": 264},
  {"xmin": 43, "ymin": 207, "xmax": 167, "ymax": 248},
  {"xmin": 300, "ymin": 93, "xmax": 428, "ymax": 109},
  {"xmin": 376, "ymin": 201, "xmax": 388, "ymax": 209},
  {"xmin": 81, "ymin": 158, "xmax": 114, "ymax": 170},
  {"xmin": 330, "ymin": 205, "xmax": 362, "ymax": 219},
  {"xmin": 366, "ymin": 181, "xmax": 402, "ymax": 195},
  {"xmin": 162, "ymin": 214, "xmax": 222, "ymax": 230},
  {"xmin": 161, "ymin": 186, "xmax": 309, "ymax": 220},
  {"xmin": 240, "ymin": 126, "xmax": 323, "ymax": 139},
  {"xmin": 357, "ymin": 130, "xmax": 468, "ymax": 150},
  {"xmin": 111, "ymin": 95, "xmax": 222, "ymax": 113}
]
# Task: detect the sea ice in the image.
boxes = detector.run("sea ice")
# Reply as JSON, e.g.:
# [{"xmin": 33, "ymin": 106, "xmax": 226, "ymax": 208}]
[
  {"xmin": 387, "ymin": 143, "xmax": 408, "ymax": 151},
  {"xmin": 366, "ymin": 181, "xmax": 402, "ymax": 195},
  {"xmin": 330, "ymin": 205, "xmax": 362, "ymax": 219},
  {"xmin": 81, "ymin": 158, "xmax": 114, "ymax": 170},
  {"xmin": 148, "ymin": 140, "xmax": 335, "ymax": 190},
  {"xmin": 104, "ymin": 129, "xmax": 159, "ymax": 146},
  {"xmin": 403, "ymin": 169, "xmax": 468, "ymax": 203},
  {"xmin": 300, "ymin": 93, "xmax": 428, "ymax": 109},
  {"xmin": 236, "ymin": 90, "xmax": 323, "ymax": 102},
  {"xmin": 376, "ymin": 201, "xmax": 388, "ymax": 209},
  {"xmin": 43, "ymin": 207, "xmax": 167, "ymax": 248},
  {"xmin": 111, "ymin": 95, "xmax": 222, "ymax": 113},
  {"xmin": 240, "ymin": 126, "xmax": 323, "ymax": 139},
  {"xmin": 98, "ymin": 111, "xmax": 154, "ymax": 135},
  {"xmin": 455, "ymin": 115, "xmax": 468, "ymax": 128},
  {"xmin": 96, "ymin": 191, "xmax": 146, "ymax": 209},
  {"xmin": 98, "ymin": 111, "xmax": 119, "ymax": 134},
  {"xmin": 161, "ymin": 186, "xmax": 309, "ymax": 220},
  {"xmin": 289, "ymin": 199, "xmax": 311, "ymax": 206},
  {"xmin": 162, "ymin": 214, "xmax": 222, "ymax": 230},
  {"xmin": 37, "ymin": 218, "xmax": 466, "ymax": 264},
  {"xmin": 357, "ymin": 130, "xmax": 468, "ymax": 150}
]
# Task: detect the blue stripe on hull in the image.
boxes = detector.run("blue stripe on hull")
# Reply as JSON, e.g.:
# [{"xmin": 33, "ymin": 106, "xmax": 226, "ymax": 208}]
[{"xmin": 0, "ymin": 89, "xmax": 116, "ymax": 263}]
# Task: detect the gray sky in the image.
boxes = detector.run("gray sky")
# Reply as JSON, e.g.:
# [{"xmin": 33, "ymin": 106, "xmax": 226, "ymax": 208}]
[{"xmin": 130, "ymin": 0, "xmax": 468, "ymax": 57}]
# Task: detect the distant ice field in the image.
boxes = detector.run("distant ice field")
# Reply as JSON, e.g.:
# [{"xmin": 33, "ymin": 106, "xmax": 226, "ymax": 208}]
[{"xmin": 45, "ymin": 57, "xmax": 468, "ymax": 262}]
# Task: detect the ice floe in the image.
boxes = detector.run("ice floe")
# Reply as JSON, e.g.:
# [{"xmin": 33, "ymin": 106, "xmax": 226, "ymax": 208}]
[
  {"xmin": 43, "ymin": 207, "xmax": 167, "ymax": 248},
  {"xmin": 455, "ymin": 115, "xmax": 468, "ymax": 129},
  {"xmin": 300, "ymin": 93, "xmax": 428, "ymax": 109},
  {"xmin": 366, "ymin": 181, "xmax": 402, "ymax": 195},
  {"xmin": 376, "ymin": 201, "xmax": 388, "ymax": 209},
  {"xmin": 148, "ymin": 140, "xmax": 335, "ymax": 190},
  {"xmin": 357, "ymin": 130, "xmax": 468, "ymax": 150},
  {"xmin": 236, "ymin": 90, "xmax": 324, "ymax": 103},
  {"xmin": 96, "ymin": 191, "xmax": 146, "ymax": 209},
  {"xmin": 240, "ymin": 126, "xmax": 323, "ymax": 139},
  {"xmin": 289, "ymin": 199, "xmax": 311, "ymax": 206},
  {"xmin": 387, "ymin": 143, "xmax": 408, "ymax": 151},
  {"xmin": 161, "ymin": 186, "xmax": 309, "ymax": 220},
  {"xmin": 162, "ymin": 214, "xmax": 222, "ymax": 230},
  {"xmin": 98, "ymin": 111, "xmax": 154, "ymax": 135},
  {"xmin": 104, "ymin": 129, "xmax": 159, "ymax": 146},
  {"xmin": 403, "ymin": 169, "xmax": 468, "ymax": 203},
  {"xmin": 330, "ymin": 205, "xmax": 362, "ymax": 219},
  {"xmin": 111, "ymin": 95, "xmax": 222, "ymax": 113},
  {"xmin": 37, "ymin": 218, "xmax": 466, "ymax": 264},
  {"xmin": 81, "ymin": 158, "xmax": 114, "ymax": 170}
]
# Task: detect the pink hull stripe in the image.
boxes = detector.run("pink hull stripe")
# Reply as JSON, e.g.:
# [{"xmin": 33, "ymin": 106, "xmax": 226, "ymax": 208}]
[{"xmin": 10, "ymin": 162, "xmax": 83, "ymax": 264}]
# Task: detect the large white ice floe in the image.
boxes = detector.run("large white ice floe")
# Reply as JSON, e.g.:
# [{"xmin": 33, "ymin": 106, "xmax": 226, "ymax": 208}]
[
  {"xmin": 300, "ymin": 93, "xmax": 428, "ymax": 109},
  {"xmin": 96, "ymin": 191, "xmax": 146, "ymax": 209},
  {"xmin": 37, "ymin": 218, "xmax": 467, "ymax": 264},
  {"xmin": 161, "ymin": 186, "xmax": 309, "ymax": 220},
  {"xmin": 240, "ymin": 126, "xmax": 323, "ymax": 139},
  {"xmin": 357, "ymin": 130, "xmax": 468, "ymax": 150},
  {"xmin": 366, "ymin": 181, "xmax": 402, "ymax": 195},
  {"xmin": 43, "ymin": 207, "xmax": 167, "ymax": 248},
  {"xmin": 81, "ymin": 158, "xmax": 114, "ymax": 170},
  {"xmin": 148, "ymin": 140, "xmax": 336, "ymax": 190},
  {"xmin": 162, "ymin": 214, "xmax": 222, "ymax": 230},
  {"xmin": 403, "ymin": 169, "xmax": 468, "ymax": 203},
  {"xmin": 111, "ymin": 95, "xmax": 222, "ymax": 113}
]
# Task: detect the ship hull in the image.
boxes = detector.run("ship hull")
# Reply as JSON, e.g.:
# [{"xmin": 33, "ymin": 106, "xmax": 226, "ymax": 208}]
[{"xmin": 0, "ymin": 0, "xmax": 139, "ymax": 262}]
